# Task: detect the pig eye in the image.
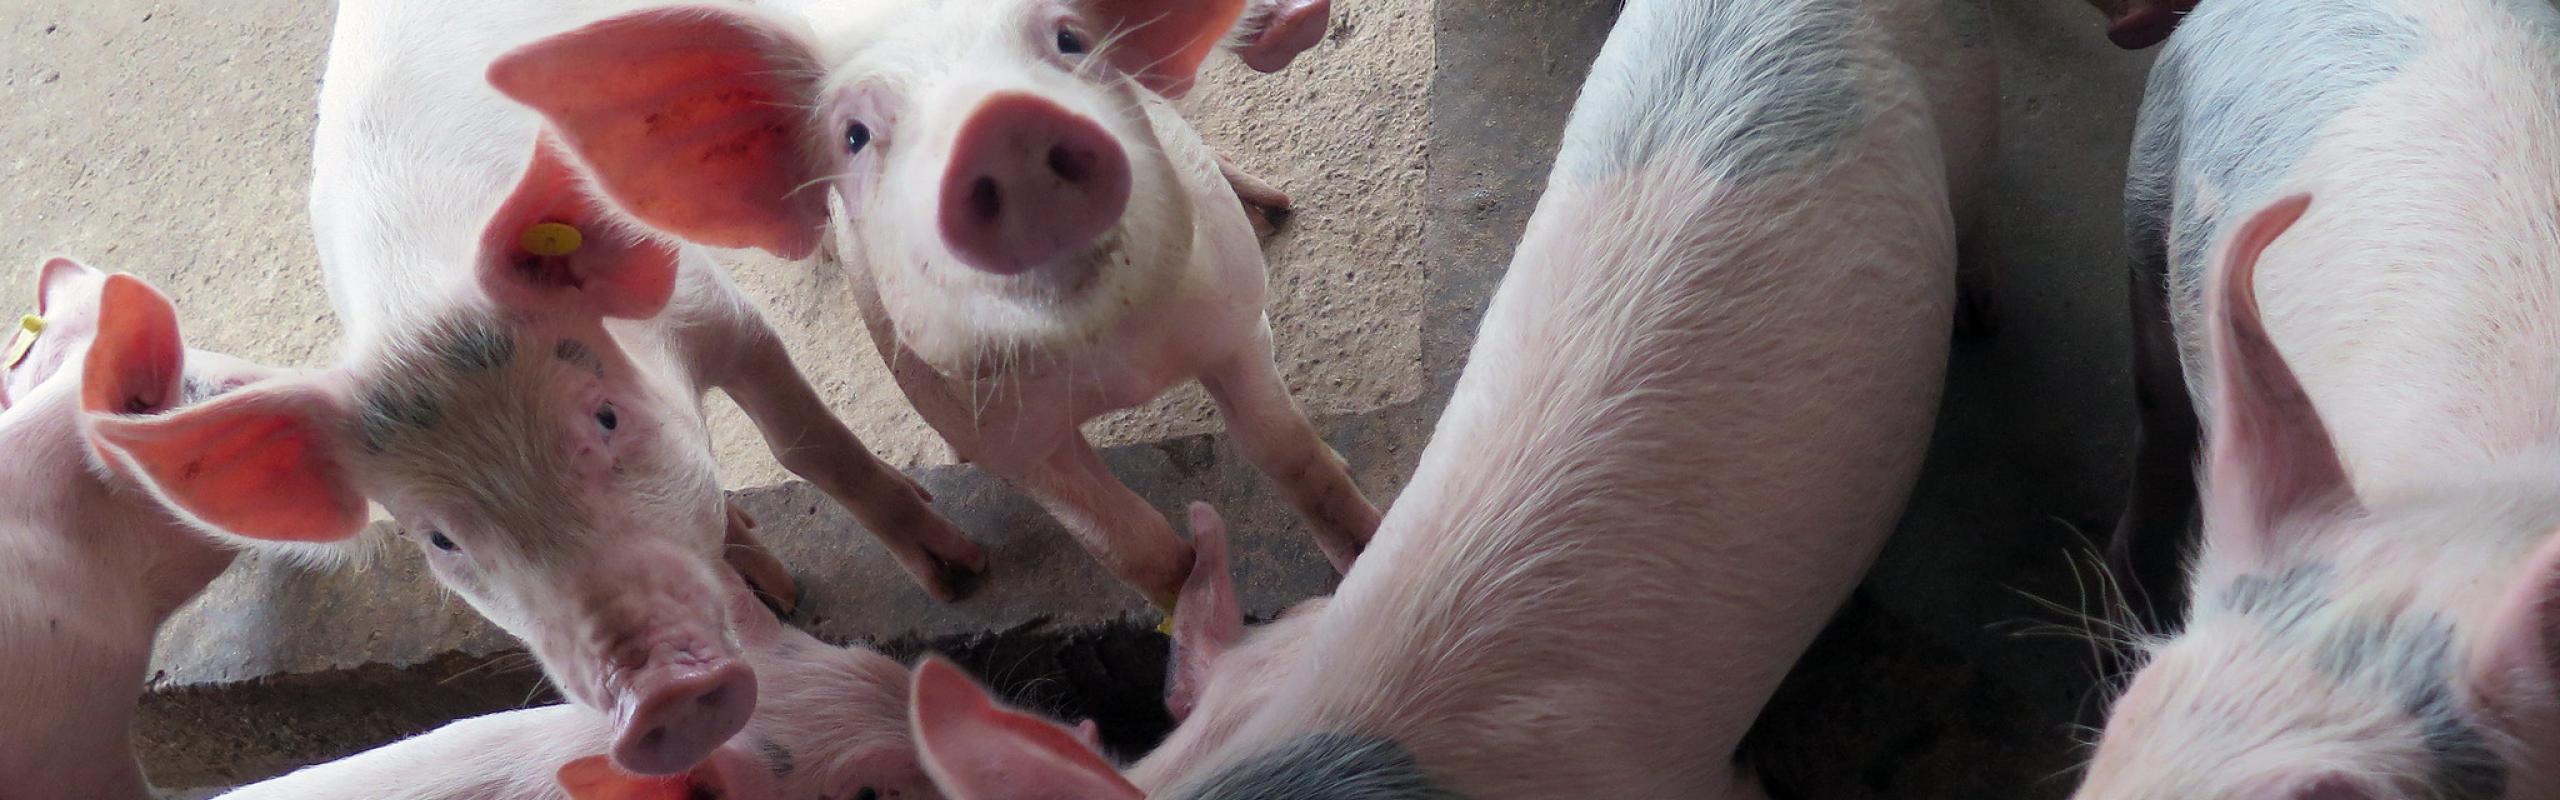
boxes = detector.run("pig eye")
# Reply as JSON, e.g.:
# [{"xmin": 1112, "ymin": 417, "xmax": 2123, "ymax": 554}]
[
  {"xmin": 1055, "ymin": 26, "xmax": 1087, "ymax": 55},
  {"xmin": 428, "ymin": 530, "xmax": 459, "ymax": 553},
  {"xmin": 845, "ymin": 122, "xmax": 872, "ymax": 155},
  {"xmin": 594, "ymin": 402, "xmax": 619, "ymax": 432}
]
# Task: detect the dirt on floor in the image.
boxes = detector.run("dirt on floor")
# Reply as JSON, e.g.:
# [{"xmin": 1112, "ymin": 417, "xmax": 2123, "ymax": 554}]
[{"xmin": 0, "ymin": 0, "xmax": 1431, "ymax": 488}]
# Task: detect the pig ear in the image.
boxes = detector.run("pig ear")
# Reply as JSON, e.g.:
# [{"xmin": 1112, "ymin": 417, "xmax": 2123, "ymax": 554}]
[
  {"xmin": 477, "ymin": 138, "xmax": 683, "ymax": 321},
  {"xmin": 87, "ymin": 372, "xmax": 366, "ymax": 544},
  {"xmin": 1167, "ymin": 502, "xmax": 1244, "ymax": 722},
  {"xmin": 557, "ymin": 754, "xmax": 742, "ymax": 800},
  {"xmin": 81, "ymin": 274, "xmax": 187, "ymax": 420},
  {"xmin": 491, "ymin": 6, "xmax": 830, "ymax": 260},
  {"xmin": 2474, "ymin": 533, "xmax": 2560, "ymax": 704},
  {"xmin": 2200, "ymin": 194, "xmax": 2360, "ymax": 558},
  {"xmin": 910, "ymin": 658, "xmax": 1144, "ymax": 800},
  {"xmin": 1078, "ymin": 0, "xmax": 1249, "ymax": 97},
  {"xmin": 37, "ymin": 256, "xmax": 104, "ymax": 315}
]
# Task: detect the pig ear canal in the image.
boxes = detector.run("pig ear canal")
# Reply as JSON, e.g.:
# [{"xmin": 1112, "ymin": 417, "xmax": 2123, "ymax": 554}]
[
  {"xmin": 81, "ymin": 274, "xmax": 186, "ymax": 419},
  {"xmin": 86, "ymin": 374, "xmax": 367, "ymax": 545},
  {"xmin": 909, "ymin": 659, "xmax": 1145, "ymax": 800},
  {"xmin": 2199, "ymin": 194, "xmax": 2361, "ymax": 555},
  {"xmin": 556, "ymin": 754, "xmax": 735, "ymax": 800},
  {"xmin": 488, "ymin": 6, "xmax": 832, "ymax": 260},
  {"xmin": 1167, "ymin": 502, "xmax": 1245, "ymax": 722},
  {"xmin": 1078, "ymin": 0, "xmax": 1250, "ymax": 97},
  {"xmin": 37, "ymin": 256, "xmax": 104, "ymax": 315},
  {"xmin": 476, "ymin": 137, "xmax": 682, "ymax": 321}
]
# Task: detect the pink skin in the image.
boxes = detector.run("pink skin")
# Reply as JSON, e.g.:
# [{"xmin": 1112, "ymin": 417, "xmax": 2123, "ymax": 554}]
[
  {"xmin": 493, "ymin": 0, "xmax": 1380, "ymax": 607},
  {"xmin": 104, "ymin": 0, "xmax": 988, "ymax": 776},
  {"xmin": 899, "ymin": 0, "xmax": 1989, "ymax": 794},
  {"xmin": 1234, "ymin": 0, "xmax": 1330, "ymax": 73},
  {"xmin": 2083, "ymin": 0, "xmax": 2198, "ymax": 49},
  {"xmin": 220, "ymin": 575, "xmax": 942, "ymax": 800},
  {"xmin": 0, "ymin": 263, "xmax": 273, "ymax": 800}
]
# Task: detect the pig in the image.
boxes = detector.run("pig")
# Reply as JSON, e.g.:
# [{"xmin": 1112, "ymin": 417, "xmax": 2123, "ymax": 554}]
[
  {"xmin": 2078, "ymin": 0, "xmax": 2560, "ymax": 796},
  {"xmin": 81, "ymin": 0, "xmax": 997, "ymax": 776},
  {"xmin": 2083, "ymin": 0, "xmax": 2198, "ymax": 50},
  {"xmin": 220, "ymin": 570, "xmax": 936, "ymax": 800},
  {"xmin": 490, "ymin": 0, "xmax": 1385, "ymax": 608},
  {"xmin": 892, "ymin": 0, "xmax": 1994, "ymax": 794},
  {"xmin": 0, "ymin": 261, "xmax": 274, "ymax": 800}
]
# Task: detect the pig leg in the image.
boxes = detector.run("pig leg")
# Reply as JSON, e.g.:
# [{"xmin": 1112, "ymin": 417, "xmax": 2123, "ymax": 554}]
[
  {"xmin": 1198, "ymin": 329, "xmax": 1379, "ymax": 573},
  {"xmin": 719, "ymin": 498, "xmax": 799, "ymax": 617},
  {"xmin": 719, "ymin": 329, "xmax": 988, "ymax": 602},
  {"xmin": 1016, "ymin": 435, "xmax": 1195, "ymax": 608},
  {"xmin": 1235, "ymin": 0, "xmax": 1331, "ymax": 73},
  {"xmin": 1219, "ymin": 154, "xmax": 1292, "ymax": 237}
]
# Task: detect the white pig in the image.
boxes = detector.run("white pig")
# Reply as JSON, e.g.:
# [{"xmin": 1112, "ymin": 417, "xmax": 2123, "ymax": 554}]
[
  {"xmin": 489, "ymin": 0, "xmax": 1382, "ymax": 607},
  {"xmin": 219, "ymin": 571, "xmax": 935, "ymax": 800},
  {"xmin": 82, "ymin": 0, "xmax": 994, "ymax": 776},
  {"xmin": 894, "ymin": 0, "xmax": 1993, "ymax": 794},
  {"xmin": 2078, "ymin": 0, "xmax": 2560, "ymax": 796},
  {"xmin": 0, "ymin": 263, "xmax": 274, "ymax": 800}
]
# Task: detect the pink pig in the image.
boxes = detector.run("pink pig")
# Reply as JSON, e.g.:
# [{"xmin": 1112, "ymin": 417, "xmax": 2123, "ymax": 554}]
[
  {"xmin": 890, "ymin": 0, "xmax": 1995, "ymax": 794},
  {"xmin": 220, "ymin": 569, "xmax": 937, "ymax": 800},
  {"xmin": 490, "ymin": 0, "xmax": 1379, "ymax": 607},
  {"xmin": 2079, "ymin": 0, "xmax": 2560, "ymax": 795},
  {"xmin": 0, "ymin": 262, "xmax": 275, "ymax": 800},
  {"xmin": 85, "ymin": 0, "xmax": 996, "ymax": 776}
]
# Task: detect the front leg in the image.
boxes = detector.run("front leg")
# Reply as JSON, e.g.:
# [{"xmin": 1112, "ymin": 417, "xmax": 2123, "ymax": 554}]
[
  {"xmin": 1011, "ymin": 434, "xmax": 1195, "ymax": 609},
  {"xmin": 1198, "ymin": 326, "xmax": 1380, "ymax": 573},
  {"xmin": 718, "ymin": 325, "xmax": 987, "ymax": 602}
]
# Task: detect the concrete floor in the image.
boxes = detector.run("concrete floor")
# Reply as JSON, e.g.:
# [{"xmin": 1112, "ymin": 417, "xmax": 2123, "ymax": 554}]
[{"xmin": 3, "ymin": 0, "xmax": 2159, "ymax": 797}]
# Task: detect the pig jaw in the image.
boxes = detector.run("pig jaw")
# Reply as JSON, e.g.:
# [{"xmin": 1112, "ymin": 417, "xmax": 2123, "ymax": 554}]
[{"xmin": 836, "ymin": 17, "xmax": 1199, "ymax": 380}]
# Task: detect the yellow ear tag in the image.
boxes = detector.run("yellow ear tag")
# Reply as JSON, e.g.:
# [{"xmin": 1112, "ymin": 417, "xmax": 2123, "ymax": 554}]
[
  {"xmin": 520, "ymin": 222, "xmax": 584, "ymax": 257},
  {"xmin": 1156, "ymin": 596, "xmax": 1178, "ymax": 635},
  {"xmin": 3, "ymin": 314, "xmax": 44, "ymax": 369}
]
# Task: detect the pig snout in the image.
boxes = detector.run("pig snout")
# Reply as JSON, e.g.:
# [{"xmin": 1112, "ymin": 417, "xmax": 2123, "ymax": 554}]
[
  {"xmin": 937, "ymin": 92, "xmax": 1131, "ymax": 275},
  {"xmin": 607, "ymin": 642, "xmax": 759, "ymax": 776}
]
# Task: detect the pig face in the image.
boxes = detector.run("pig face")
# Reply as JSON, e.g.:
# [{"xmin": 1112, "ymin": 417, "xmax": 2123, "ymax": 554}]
[
  {"xmin": 83, "ymin": 143, "xmax": 753, "ymax": 777},
  {"xmin": 490, "ymin": 0, "xmax": 1249, "ymax": 378},
  {"xmin": 2076, "ymin": 196, "xmax": 2560, "ymax": 799}
]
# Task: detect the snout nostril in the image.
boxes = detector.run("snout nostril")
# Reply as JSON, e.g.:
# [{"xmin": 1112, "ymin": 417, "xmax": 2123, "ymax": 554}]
[
  {"xmin": 967, "ymin": 176, "xmax": 1003, "ymax": 224},
  {"xmin": 1048, "ymin": 144, "xmax": 1093, "ymax": 185}
]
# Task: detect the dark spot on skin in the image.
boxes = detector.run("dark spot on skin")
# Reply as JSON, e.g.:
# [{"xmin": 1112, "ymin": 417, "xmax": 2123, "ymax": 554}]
[
  {"xmin": 555, "ymin": 338, "xmax": 603, "ymax": 376},
  {"xmin": 181, "ymin": 461, "xmax": 203, "ymax": 480},
  {"xmin": 47, "ymin": 619, "xmax": 56, "ymax": 632},
  {"xmin": 359, "ymin": 386, "xmax": 443, "ymax": 454},
  {"xmin": 436, "ymin": 322, "xmax": 515, "ymax": 372},
  {"xmin": 759, "ymin": 739, "xmax": 794, "ymax": 777},
  {"xmin": 1169, "ymin": 732, "xmax": 1466, "ymax": 800}
]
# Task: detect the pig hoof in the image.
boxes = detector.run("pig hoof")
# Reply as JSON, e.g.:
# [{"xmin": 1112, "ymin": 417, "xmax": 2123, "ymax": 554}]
[
  {"xmin": 1245, "ymin": 203, "xmax": 1290, "ymax": 237},
  {"xmin": 936, "ymin": 559, "xmax": 987, "ymax": 602}
]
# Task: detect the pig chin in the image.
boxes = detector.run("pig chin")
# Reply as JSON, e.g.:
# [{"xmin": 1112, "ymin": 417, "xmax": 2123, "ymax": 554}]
[{"xmin": 891, "ymin": 222, "xmax": 1188, "ymax": 380}]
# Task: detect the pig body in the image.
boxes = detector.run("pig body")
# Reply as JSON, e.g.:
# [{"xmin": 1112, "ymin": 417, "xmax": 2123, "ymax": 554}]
[
  {"xmin": 92, "ymin": 0, "xmax": 986, "ymax": 776},
  {"xmin": 496, "ymin": 0, "xmax": 1383, "ymax": 607},
  {"xmin": 2081, "ymin": 1, "xmax": 2560, "ymax": 797},
  {"xmin": 903, "ymin": 0, "xmax": 1991, "ymax": 796},
  {"xmin": 0, "ymin": 263, "xmax": 271, "ymax": 800},
  {"xmin": 222, "ymin": 577, "xmax": 933, "ymax": 800}
]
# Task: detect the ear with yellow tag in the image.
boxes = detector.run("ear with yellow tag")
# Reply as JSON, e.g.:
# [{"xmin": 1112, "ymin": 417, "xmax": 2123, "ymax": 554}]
[{"xmin": 476, "ymin": 136, "xmax": 679, "ymax": 321}]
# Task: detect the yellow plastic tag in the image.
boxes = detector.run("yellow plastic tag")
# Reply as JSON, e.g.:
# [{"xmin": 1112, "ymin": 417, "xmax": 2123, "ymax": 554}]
[
  {"xmin": 520, "ymin": 222, "xmax": 584, "ymax": 257},
  {"xmin": 1155, "ymin": 595, "xmax": 1178, "ymax": 635},
  {"xmin": 3, "ymin": 314, "xmax": 43, "ymax": 369}
]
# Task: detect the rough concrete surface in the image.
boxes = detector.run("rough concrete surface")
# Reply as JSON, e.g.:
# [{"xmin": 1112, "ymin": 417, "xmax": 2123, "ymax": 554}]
[{"xmin": 2, "ymin": 0, "xmax": 2172, "ymax": 796}]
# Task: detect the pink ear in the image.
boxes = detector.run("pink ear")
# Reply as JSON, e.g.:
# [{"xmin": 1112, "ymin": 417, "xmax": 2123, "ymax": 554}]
[
  {"xmin": 2201, "ymin": 194, "xmax": 2359, "ymax": 556},
  {"xmin": 81, "ymin": 274, "xmax": 185, "ymax": 419},
  {"xmin": 491, "ymin": 6, "xmax": 830, "ymax": 260},
  {"xmin": 557, "ymin": 754, "xmax": 753, "ymax": 800},
  {"xmin": 477, "ymin": 138, "xmax": 683, "ymax": 320},
  {"xmin": 2476, "ymin": 534, "xmax": 2560, "ymax": 705},
  {"xmin": 1080, "ymin": 0, "xmax": 1249, "ymax": 97},
  {"xmin": 38, "ymin": 256, "xmax": 103, "ymax": 315},
  {"xmin": 1167, "ymin": 502, "xmax": 1244, "ymax": 722},
  {"xmin": 910, "ymin": 658, "xmax": 1144, "ymax": 800},
  {"xmin": 87, "ymin": 375, "xmax": 366, "ymax": 544}
]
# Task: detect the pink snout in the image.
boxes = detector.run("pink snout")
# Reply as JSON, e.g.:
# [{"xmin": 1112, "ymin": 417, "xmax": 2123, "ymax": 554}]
[
  {"xmin": 937, "ymin": 92, "xmax": 1131, "ymax": 275},
  {"xmin": 610, "ymin": 656, "xmax": 759, "ymax": 776}
]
